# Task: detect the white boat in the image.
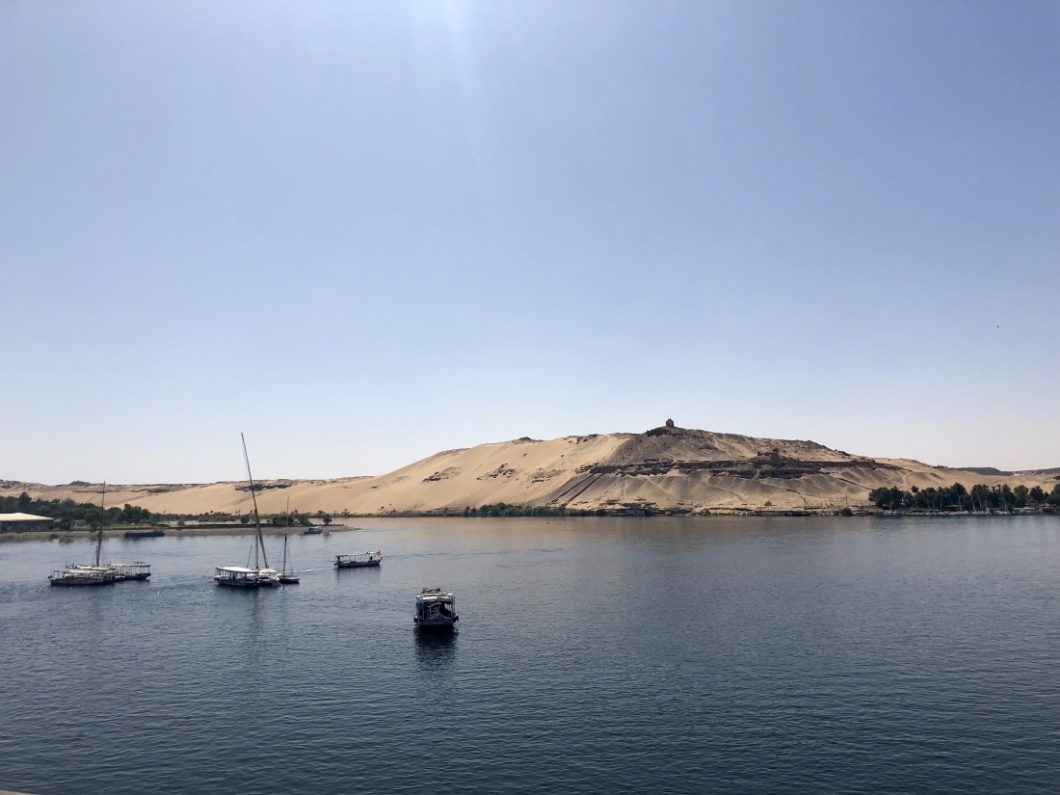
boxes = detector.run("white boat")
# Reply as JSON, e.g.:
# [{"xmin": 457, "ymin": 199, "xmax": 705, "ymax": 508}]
[
  {"xmin": 49, "ymin": 483, "xmax": 151, "ymax": 586},
  {"xmin": 66, "ymin": 561, "xmax": 151, "ymax": 582},
  {"xmin": 414, "ymin": 588, "xmax": 459, "ymax": 631},
  {"xmin": 215, "ymin": 434, "xmax": 276, "ymax": 589},
  {"xmin": 49, "ymin": 565, "xmax": 117, "ymax": 587},
  {"xmin": 335, "ymin": 551, "xmax": 381, "ymax": 569},
  {"xmin": 256, "ymin": 567, "xmax": 281, "ymax": 586}
]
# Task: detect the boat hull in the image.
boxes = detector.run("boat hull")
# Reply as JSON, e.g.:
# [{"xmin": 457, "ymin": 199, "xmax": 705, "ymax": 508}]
[
  {"xmin": 214, "ymin": 577, "xmax": 260, "ymax": 588},
  {"xmin": 49, "ymin": 577, "xmax": 115, "ymax": 587},
  {"xmin": 335, "ymin": 560, "xmax": 381, "ymax": 569},
  {"xmin": 414, "ymin": 618, "xmax": 458, "ymax": 632}
]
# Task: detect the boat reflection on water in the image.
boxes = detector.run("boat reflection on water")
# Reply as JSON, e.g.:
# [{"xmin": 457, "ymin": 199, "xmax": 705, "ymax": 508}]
[{"xmin": 414, "ymin": 627, "xmax": 457, "ymax": 670}]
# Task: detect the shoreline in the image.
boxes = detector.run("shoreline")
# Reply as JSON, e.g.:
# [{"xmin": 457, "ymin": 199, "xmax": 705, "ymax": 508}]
[
  {"xmin": 2, "ymin": 510, "xmax": 1055, "ymax": 543},
  {"xmin": 0, "ymin": 525, "xmax": 360, "ymax": 544}
]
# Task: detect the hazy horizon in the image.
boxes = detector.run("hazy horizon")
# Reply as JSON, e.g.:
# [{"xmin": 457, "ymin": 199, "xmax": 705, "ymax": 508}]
[{"xmin": 3, "ymin": 1, "xmax": 1058, "ymax": 482}]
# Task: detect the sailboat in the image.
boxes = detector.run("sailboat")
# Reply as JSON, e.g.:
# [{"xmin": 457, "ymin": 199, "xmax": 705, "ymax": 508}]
[
  {"xmin": 214, "ymin": 434, "xmax": 280, "ymax": 588},
  {"xmin": 49, "ymin": 483, "xmax": 151, "ymax": 586},
  {"xmin": 278, "ymin": 535, "xmax": 300, "ymax": 585}
]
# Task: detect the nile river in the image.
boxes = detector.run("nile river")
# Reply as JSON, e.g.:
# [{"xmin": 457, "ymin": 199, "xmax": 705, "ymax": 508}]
[{"xmin": 2, "ymin": 516, "xmax": 1060, "ymax": 794}]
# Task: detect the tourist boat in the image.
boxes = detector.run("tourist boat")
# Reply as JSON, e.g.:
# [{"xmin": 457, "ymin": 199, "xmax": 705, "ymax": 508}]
[
  {"xmin": 278, "ymin": 534, "xmax": 300, "ymax": 585},
  {"xmin": 214, "ymin": 566, "xmax": 262, "ymax": 588},
  {"xmin": 215, "ymin": 434, "xmax": 277, "ymax": 590},
  {"xmin": 49, "ymin": 483, "xmax": 151, "ymax": 585},
  {"xmin": 68, "ymin": 561, "xmax": 151, "ymax": 581},
  {"xmin": 49, "ymin": 565, "xmax": 117, "ymax": 587},
  {"xmin": 335, "ymin": 551, "xmax": 381, "ymax": 569},
  {"xmin": 414, "ymin": 588, "xmax": 459, "ymax": 631}
]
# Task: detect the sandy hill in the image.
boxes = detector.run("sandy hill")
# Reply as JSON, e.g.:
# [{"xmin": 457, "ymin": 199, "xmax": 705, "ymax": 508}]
[{"xmin": 4, "ymin": 423, "xmax": 1057, "ymax": 516}]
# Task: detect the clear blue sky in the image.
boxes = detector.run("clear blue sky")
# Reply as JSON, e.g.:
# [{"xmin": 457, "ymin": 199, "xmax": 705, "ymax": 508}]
[{"xmin": 3, "ymin": 1, "xmax": 1058, "ymax": 483}]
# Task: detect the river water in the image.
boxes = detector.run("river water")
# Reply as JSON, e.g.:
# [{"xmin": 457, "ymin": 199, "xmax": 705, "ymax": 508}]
[{"xmin": 1, "ymin": 516, "xmax": 1059, "ymax": 794}]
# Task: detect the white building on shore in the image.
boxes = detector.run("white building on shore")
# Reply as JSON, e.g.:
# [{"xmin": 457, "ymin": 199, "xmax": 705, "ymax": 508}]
[{"xmin": 0, "ymin": 512, "xmax": 54, "ymax": 531}]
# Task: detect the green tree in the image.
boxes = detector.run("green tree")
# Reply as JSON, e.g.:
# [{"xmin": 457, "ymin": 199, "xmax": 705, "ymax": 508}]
[{"xmin": 1013, "ymin": 485, "xmax": 1029, "ymax": 508}]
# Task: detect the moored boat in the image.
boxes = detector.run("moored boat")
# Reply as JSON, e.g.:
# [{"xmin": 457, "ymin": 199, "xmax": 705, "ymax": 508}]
[
  {"xmin": 68, "ymin": 561, "xmax": 151, "ymax": 581},
  {"xmin": 214, "ymin": 565, "xmax": 261, "ymax": 588},
  {"xmin": 123, "ymin": 529, "xmax": 165, "ymax": 539},
  {"xmin": 112, "ymin": 561, "xmax": 152, "ymax": 581},
  {"xmin": 278, "ymin": 534, "xmax": 300, "ymax": 585},
  {"xmin": 49, "ymin": 565, "xmax": 117, "ymax": 587},
  {"xmin": 335, "ymin": 551, "xmax": 381, "ymax": 569},
  {"xmin": 48, "ymin": 483, "xmax": 152, "ymax": 585},
  {"xmin": 414, "ymin": 588, "xmax": 459, "ymax": 630}
]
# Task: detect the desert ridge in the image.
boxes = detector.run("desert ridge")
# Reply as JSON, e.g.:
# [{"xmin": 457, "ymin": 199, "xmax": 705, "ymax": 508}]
[{"xmin": 3, "ymin": 423, "xmax": 1056, "ymax": 516}]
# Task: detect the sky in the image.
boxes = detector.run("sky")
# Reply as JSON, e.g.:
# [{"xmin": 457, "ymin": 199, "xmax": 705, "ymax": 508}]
[{"xmin": 2, "ymin": 1, "xmax": 1058, "ymax": 483}]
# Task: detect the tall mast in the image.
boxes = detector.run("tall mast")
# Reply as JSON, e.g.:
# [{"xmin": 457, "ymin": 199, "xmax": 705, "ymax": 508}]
[
  {"xmin": 241, "ymin": 433, "xmax": 269, "ymax": 569},
  {"xmin": 95, "ymin": 482, "xmax": 106, "ymax": 567}
]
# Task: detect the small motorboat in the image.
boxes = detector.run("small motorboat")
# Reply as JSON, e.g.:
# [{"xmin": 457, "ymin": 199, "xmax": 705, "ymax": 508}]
[
  {"xmin": 303, "ymin": 527, "xmax": 323, "ymax": 535},
  {"xmin": 335, "ymin": 551, "xmax": 381, "ymax": 569}
]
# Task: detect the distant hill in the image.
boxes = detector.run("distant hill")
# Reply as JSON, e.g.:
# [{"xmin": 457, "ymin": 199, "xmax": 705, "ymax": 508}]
[{"xmin": 3, "ymin": 422, "xmax": 1056, "ymax": 516}]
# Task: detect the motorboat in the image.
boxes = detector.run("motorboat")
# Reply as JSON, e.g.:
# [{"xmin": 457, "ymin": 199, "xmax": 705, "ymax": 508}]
[
  {"xmin": 214, "ymin": 566, "xmax": 261, "ymax": 588},
  {"xmin": 414, "ymin": 588, "xmax": 459, "ymax": 631},
  {"xmin": 335, "ymin": 551, "xmax": 381, "ymax": 569},
  {"xmin": 49, "ymin": 565, "xmax": 117, "ymax": 587}
]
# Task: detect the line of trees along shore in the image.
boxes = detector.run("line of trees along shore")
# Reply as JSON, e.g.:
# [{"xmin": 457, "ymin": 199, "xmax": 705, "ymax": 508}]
[
  {"xmin": 869, "ymin": 482, "xmax": 1060, "ymax": 511},
  {"xmin": 1, "ymin": 492, "xmax": 153, "ymax": 528}
]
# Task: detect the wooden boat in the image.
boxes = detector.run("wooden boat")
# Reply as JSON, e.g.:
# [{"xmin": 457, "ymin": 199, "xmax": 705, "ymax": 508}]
[
  {"xmin": 278, "ymin": 534, "xmax": 300, "ymax": 585},
  {"xmin": 215, "ymin": 434, "xmax": 277, "ymax": 589},
  {"xmin": 214, "ymin": 566, "xmax": 262, "ymax": 588},
  {"xmin": 69, "ymin": 561, "xmax": 151, "ymax": 581},
  {"xmin": 335, "ymin": 551, "xmax": 381, "ymax": 569},
  {"xmin": 414, "ymin": 588, "xmax": 459, "ymax": 631},
  {"xmin": 49, "ymin": 565, "xmax": 117, "ymax": 587}
]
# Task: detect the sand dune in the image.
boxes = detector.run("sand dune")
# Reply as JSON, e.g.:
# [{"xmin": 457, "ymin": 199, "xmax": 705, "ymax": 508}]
[{"xmin": 4, "ymin": 423, "xmax": 1056, "ymax": 515}]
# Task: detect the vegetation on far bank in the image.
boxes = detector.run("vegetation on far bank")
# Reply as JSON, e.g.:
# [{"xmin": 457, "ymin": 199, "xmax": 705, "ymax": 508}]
[
  {"xmin": 868, "ymin": 482, "xmax": 1060, "ymax": 512},
  {"xmin": 1, "ymin": 492, "xmax": 337, "ymax": 531},
  {"xmin": 1, "ymin": 492, "xmax": 154, "ymax": 530}
]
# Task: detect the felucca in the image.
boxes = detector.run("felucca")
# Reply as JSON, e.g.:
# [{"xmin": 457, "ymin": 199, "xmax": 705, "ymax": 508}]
[{"xmin": 214, "ymin": 434, "xmax": 280, "ymax": 588}]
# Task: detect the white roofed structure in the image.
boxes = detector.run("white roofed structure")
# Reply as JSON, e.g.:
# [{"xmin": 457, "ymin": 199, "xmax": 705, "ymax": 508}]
[{"xmin": 0, "ymin": 512, "xmax": 54, "ymax": 531}]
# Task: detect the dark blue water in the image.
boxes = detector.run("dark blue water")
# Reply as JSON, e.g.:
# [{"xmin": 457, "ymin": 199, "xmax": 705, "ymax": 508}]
[{"xmin": 2, "ymin": 516, "xmax": 1060, "ymax": 794}]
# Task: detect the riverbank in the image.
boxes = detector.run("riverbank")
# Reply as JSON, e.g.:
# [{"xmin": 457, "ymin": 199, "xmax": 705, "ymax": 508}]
[{"xmin": 0, "ymin": 524, "xmax": 360, "ymax": 544}]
